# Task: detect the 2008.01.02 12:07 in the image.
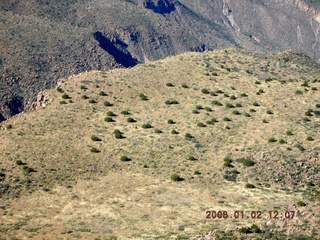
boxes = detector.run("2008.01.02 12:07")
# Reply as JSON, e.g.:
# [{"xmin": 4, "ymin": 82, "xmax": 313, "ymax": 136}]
[{"xmin": 206, "ymin": 210, "xmax": 296, "ymax": 219}]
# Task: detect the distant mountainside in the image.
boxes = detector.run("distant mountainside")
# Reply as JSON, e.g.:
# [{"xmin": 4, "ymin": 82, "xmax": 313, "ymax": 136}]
[{"xmin": 1, "ymin": 0, "xmax": 320, "ymax": 121}]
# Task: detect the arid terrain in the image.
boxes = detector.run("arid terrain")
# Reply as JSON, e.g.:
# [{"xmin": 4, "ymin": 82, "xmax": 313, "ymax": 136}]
[
  {"xmin": 2, "ymin": 0, "xmax": 320, "ymax": 121},
  {"xmin": 0, "ymin": 49, "xmax": 319, "ymax": 239}
]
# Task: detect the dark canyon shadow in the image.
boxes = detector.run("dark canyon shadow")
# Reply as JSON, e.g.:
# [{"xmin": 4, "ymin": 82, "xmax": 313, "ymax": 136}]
[{"xmin": 93, "ymin": 32, "xmax": 139, "ymax": 68}]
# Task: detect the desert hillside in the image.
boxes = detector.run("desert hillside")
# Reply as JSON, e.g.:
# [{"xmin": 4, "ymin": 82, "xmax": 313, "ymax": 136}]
[
  {"xmin": 2, "ymin": 0, "xmax": 320, "ymax": 121},
  {"xmin": 0, "ymin": 49, "xmax": 320, "ymax": 239}
]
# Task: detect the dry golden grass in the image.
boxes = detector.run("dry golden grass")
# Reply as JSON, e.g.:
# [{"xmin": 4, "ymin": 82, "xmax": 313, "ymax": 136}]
[{"xmin": 0, "ymin": 48, "xmax": 320, "ymax": 239}]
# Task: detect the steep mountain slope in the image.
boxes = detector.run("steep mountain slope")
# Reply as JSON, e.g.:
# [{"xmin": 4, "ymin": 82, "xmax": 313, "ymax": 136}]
[
  {"xmin": 0, "ymin": 49, "xmax": 320, "ymax": 239},
  {"xmin": 1, "ymin": 0, "xmax": 320, "ymax": 121}
]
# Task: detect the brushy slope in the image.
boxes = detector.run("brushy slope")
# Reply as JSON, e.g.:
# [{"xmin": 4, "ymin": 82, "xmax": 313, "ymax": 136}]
[{"xmin": 0, "ymin": 49, "xmax": 320, "ymax": 239}]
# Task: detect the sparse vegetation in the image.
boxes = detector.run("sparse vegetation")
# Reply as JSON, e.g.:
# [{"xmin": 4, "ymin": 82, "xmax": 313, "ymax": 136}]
[
  {"xmin": 91, "ymin": 135, "xmax": 101, "ymax": 141},
  {"xmin": 104, "ymin": 101, "xmax": 113, "ymax": 107},
  {"xmin": 239, "ymin": 157, "xmax": 255, "ymax": 167},
  {"xmin": 142, "ymin": 123, "xmax": 152, "ymax": 129},
  {"xmin": 139, "ymin": 93, "xmax": 148, "ymax": 101},
  {"xmin": 201, "ymin": 88, "xmax": 210, "ymax": 94},
  {"xmin": 99, "ymin": 91, "xmax": 107, "ymax": 96}
]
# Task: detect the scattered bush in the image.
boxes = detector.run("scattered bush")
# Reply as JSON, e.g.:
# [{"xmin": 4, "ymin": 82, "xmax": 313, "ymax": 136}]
[
  {"xmin": 188, "ymin": 156, "xmax": 196, "ymax": 161},
  {"xmin": 297, "ymin": 201, "xmax": 307, "ymax": 207},
  {"xmin": 57, "ymin": 87, "xmax": 64, "ymax": 93},
  {"xmin": 168, "ymin": 119, "xmax": 175, "ymax": 124},
  {"xmin": 80, "ymin": 85, "xmax": 87, "ymax": 90},
  {"xmin": 204, "ymin": 107, "xmax": 212, "ymax": 112},
  {"xmin": 165, "ymin": 99, "xmax": 179, "ymax": 105},
  {"xmin": 139, "ymin": 93, "xmax": 148, "ymax": 101},
  {"xmin": 301, "ymin": 81, "xmax": 309, "ymax": 87},
  {"xmin": 223, "ymin": 117, "xmax": 231, "ymax": 121},
  {"xmin": 154, "ymin": 129, "xmax": 162, "ymax": 133},
  {"xmin": 197, "ymin": 122, "xmax": 206, "ymax": 127},
  {"xmin": 235, "ymin": 103, "xmax": 242, "ymax": 107},
  {"xmin": 286, "ymin": 130, "xmax": 294, "ymax": 136},
  {"xmin": 303, "ymin": 117, "xmax": 311, "ymax": 122},
  {"xmin": 215, "ymin": 89, "xmax": 224, "ymax": 94},
  {"xmin": 262, "ymin": 119, "xmax": 268, "ymax": 123},
  {"xmin": 120, "ymin": 156, "xmax": 130, "ymax": 161},
  {"xmin": 59, "ymin": 101, "xmax": 67, "ymax": 104},
  {"xmin": 279, "ymin": 139, "xmax": 287, "ymax": 144},
  {"xmin": 104, "ymin": 117, "xmax": 114, "ymax": 122},
  {"xmin": 90, "ymin": 147, "xmax": 100, "ymax": 153},
  {"xmin": 244, "ymin": 113, "xmax": 251, "ymax": 117},
  {"xmin": 223, "ymin": 93, "xmax": 229, "ymax": 97},
  {"xmin": 62, "ymin": 94, "xmax": 70, "ymax": 99},
  {"xmin": 201, "ymin": 88, "xmax": 210, "ymax": 94},
  {"xmin": 194, "ymin": 170, "xmax": 201, "ymax": 175},
  {"xmin": 253, "ymin": 101, "xmax": 260, "ymax": 106},
  {"xmin": 210, "ymin": 91, "xmax": 218, "ymax": 96},
  {"xmin": 6, "ymin": 124, "xmax": 12, "ymax": 130},
  {"xmin": 23, "ymin": 166, "xmax": 36, "ymax": 174},
  {"xmin": 255, "ymin": 81, "xmax": 261, "ymax": 84},
  {"xmin": 210, "ymin": 117, "xmax": 218, "ymax": 123},
  {"xmin": 230, "ymin": 95, "xmax": 236, "ymax": 100},
  {"xmin": 296, "ymin": 144, "xmax": 306, "ymax": 151},
  {"xmin": 185, "ymin": 133, "xmax": 193, "ymax": 139},
  {"xmin": 245, "ymin": 183, "xmax": 255, "ymax": 189},
  {"xmin": 89, "ymin": 99, "xmax": 97, "ymax": 104},
  {"xmin": 306, "ymin": 136, "xmax": 314, "ymax": 141},
  {"xmin": 249, "ymin": 109, "xmax": 256, "ymax": 112},
  {"xmin": 316, "ymin": 103, "xmax": 320, "ymax": 108},
  {"xmin": 16, "ymin": 160, "xmax": 24, "ymax": 165},
  {"xmin": 212, "ymin": 100, "xmax": 223, "ymax": 106},
  {"xmin": 127, "ymin": 117, "xmax": 136, "ymax": 123},
  {"xmin": 142, "ymin": 123, "xmax": 152, "ymax": 129},
  {"xmin": 295, "ymin": 90, "xmax": 303, "ymax": 95},
  {"xmin": 240, "ymin": 93, "xmax": 248, "ymax": 97},
  {"xmin": 104, "ymin": 101, "xmax": 113, "ymax": 107},
  {"xmin": 195, "ymin": 105, "xmax": 203, "ymax": 110},
  {"xmin": 121, "ymin": 110, "xmax": 130, "ymax": 115},
  {"xmin": 239, "ymin": 157, "xmax": 255, "ymax": 167},
  {"xmin": 226, "ymin": 103, "xmax": 235, "ymax": 108},
  {"xmin": 171, "ymin": 130, "xmax": 179, "ymax": 134},
  {"xmin": 107, "ymin": 111, "xmax": 116, "ymax": 116},
  {"xmin": 181, "ymin": 83, "xmax": 189, "ymax": 88},
  {"xmin": 232, "ymin": 110, "xmax": 241, "ymax": 115},
  {"xmin": 99, "ymin": 91, "xmax": 107, "ymax": 96},
  {"xmin": 82, "ymin": 95, "xmax": 89, "ymax": 99},
  {"xmin": 268, "ymin": 137, "xmax": 277, "ymax": 143},
  {"xmin": 266, "ymin": 110, "xmax": 273, "ymax": 114},
  {"xmin": 166, "ymin": 83, "xmax": 174, "ymax": 87},
  {"xmin": 170, "ymin": 173, "xmax": 183, "ymax": 182},
  {"xmin": 91, "ymin": 135, "xmax": 101, "ymax": 141},
  {"xmin": 192, "ymin": 109, "xmax": 200, "ymax": 114}
]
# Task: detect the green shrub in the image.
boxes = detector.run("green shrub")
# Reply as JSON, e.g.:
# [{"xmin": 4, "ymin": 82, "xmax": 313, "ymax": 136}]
[
  {"xmin": 224, "ymin": 162, "xmax": 233, "ymax": 167},
  {"xmin": 91, "ymin": 135, "xmax": 101, "ymax": 141},
  {"xmin": 253, "ymin": 101, "xmax": 260, "ymax": 106},
  {"xmin": 185, "ymin": 133, "xmax": 193, "ymax": 139},
  {"xmin": 297, "ymin": 201, "xmax": 307, "ymax": 207},
  {"xmin": 262, "ymin": 119, "xmax": 268, "ymax": 123},
  {"xmin": 89, "ymin": 99, "xmax": 97, "ymax": 103},
  {"xmin": 251, "ymin": 224, "xmax": 262, "ymax": 233},
  {"xmin": 57, "ymin": 87, "xmax": 64, "ymax": 93},
  {"xmin": 249, "ymin": 109, "xmax": 256, "ymax": 112},
  {"xmin": 107, "ymin": 111, "xmax": 116, "ymax": 116},
  {"xmin": 235, "ymin": 103, "xmax": 242, "ymax": 107},
  {"xmin": 266, "ymin": 110, "xmax": 273, "ymax": 114},
  {"xmin": 230, "ymin": 95, "xmax": 236, "ymax": 100},
  {"xmin": 181, "ymin": 83, "xmax": 189, "ymax": 88},
  {"xmin": 215, "ymin": 89, "xmax": 224, "ymax": 94},
  {"xmin": 301, "ymin": 81, "xmax": 309, "ymax": 87},
  {"xmin": 166, "ymin": 83, "xmax": 174, "ymax": 87},
  {"xmin": 104, "ymin": 101, "xmax": 113, "ymax": 107},
  {"xmin": 295, "ymin": 90, "xmax": 303, "ymax": 95},
  {"xmin": 223, "ymin": 156, "xmax": 232, "ymax": 163},
  {"xmin": 90, "ymin": 147, "xmax": 100, "ymax": 153},
  {"xmin": 194, "ymin": 170, "xmax": 201, "ymax": 175},
  {"xmin": 279, "ymin": 139, "xmax": 287, "ymax": 144},
  {"xmin": 204, "ymin": 107, "xmax": 212, "ymax": 112},
  {"xmin": 286, "ymin": 130, "xmax": 294, "ymax": 136},
  {"xmin": 201, "ymin": 88, "xmax": 210, "ymax": 94},
  {"xmin": 23, "ymin": 166, "xmax": 36, "ymax": 174},
  {"xmin": 210, "ymin": 91, "xmax": 218, "ymax": 96},
  {"xmin": 142, "ymin": 123, "xmax": 152, "ymax": 129},
  {"xmin": 255, "ymin": 81, "xmax": 261, "ymax": 84},
  {"xmin": 115, "ymin": 132, "xmax": 123, "ymax": 139},
  {"xmin": 268, "ymin": 137, "xmax": 277, "ymax": 143},
  {"xmin": 225, "ymin": 126, "xmax": 230, "ymax": 129},
  {"xmin": 240, "ymin": 93, "xmax": 248, "ymax": 97},
  {"xmin": 192, "ymin": 109, "xmax": 200, "ymax": 114},
  {"xmin": 80, "ymin": 85, "xmax": 87, "ymax": 90},
  {"xmin": 120, "ymin": 156, "xmax": 130, "ymax": 161},
  {"xmin": 245, "ymin": 183, "xmax": 255, "ymax": 188},
  {"xmin": 223, "ymin": 117, "xmax": 231, "ymax": 121},
  {"xmin": 244, "ymin": 113, "xmax": 251, "ymax": 117},
  {"xmin": 171, "ymin": 130, "xmax": 179, "ymax": 134},
  {"xmin": 212, "ymin": 72, "xmax": 218, "ymax": 76},
  {"xmin": 165, "ymin": 99, "xmax": 179, "ymax": 105},
  {"xmin": 62, "ymin": 93, "xmax": 70, "ymax": 99},
  {"xmin": 232, "ymin": 110, "xmax": 241, "ymax": 115},
  {"xmin": 170, "ymin": 173, "xmax": 182, "ymax": 182},
  {"xmin": 197, "ymin": 122, "xmax": 206, "ymax": 127},
  {"xmin": 296, "ymin": 144, "xmax": 305, "ymax": 151},
  {"xmin": 303, "ymin": 117, "xmax": 311, "ymax": 122},
  {"xmin": 195, "ymin": 105, "xmax": 203, "ymax": 110},
  {"xmin": 99, "ymin": 91, "xmax": 107, "ymax": 96},
  {"xmin": 188, "ymin": 155, "xmax": 196, "ymax": 161},
  {"xmin": 316, "ymin": 104, "xmax": 320, "ymax": 108},
  {"xmin": 212, "ymin": 100, "xmax": 222, "ymax": 106},
  {"xmin": 16, "ymin": 160, "xmax": 24, "ymax": 165},
  {"xmin": 239, "ymin": 157, "xmax": 255, "ymax": 167},
  {"xmin": 168, "ymin": 119, "xmax": 175, "ymax": 124},
  {"xmin": 226, "ymin": 103, "xmax": 235, "ymax": 108},
  {"xmin": 306, "ymin": 136, "xmax": 314, "ymax": 141},
  {"xmin": 210, "ymin": 117, "xmax": 218, "ymax": 123},
  {"xmin": 6, "ymin": 124, "xmax": 12, "ymax": 130},
  {"xmin": 305, "ymin": 109, "xmax": 313, "ymax": 116},
  {"xmin": 154, "ymin": 129, "xmax": 162, "ymax": 133},
  {"xmin": 223, "ymin": 93, "xmax": 229, "ymax": 97},
  {"xmin": 82, "ymin": 95, "xmax": 89, "ymax": 99},
  {"xmin": 105, "ymin": 117, "xmax": 114, "ymax": 122},
  {"xmin": 139, "ymin": 93, "xmax": 148, "ymax": 101},
  {"xmin": 127, "ymin": 117, "xmax": 136, "ymax": 123},
  {"xmin": 59, "ymin": 101, "xmax": 67, "ymax": 104},
  {"xmin": 121, "ymin": 110, "xmax": 130, "ymax": 115}
]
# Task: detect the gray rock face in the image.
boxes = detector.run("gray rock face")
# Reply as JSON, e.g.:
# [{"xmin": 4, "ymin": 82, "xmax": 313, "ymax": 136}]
[{"xmin": 1, "ymin": 0, "xmax": 320, "ymax": 121}]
